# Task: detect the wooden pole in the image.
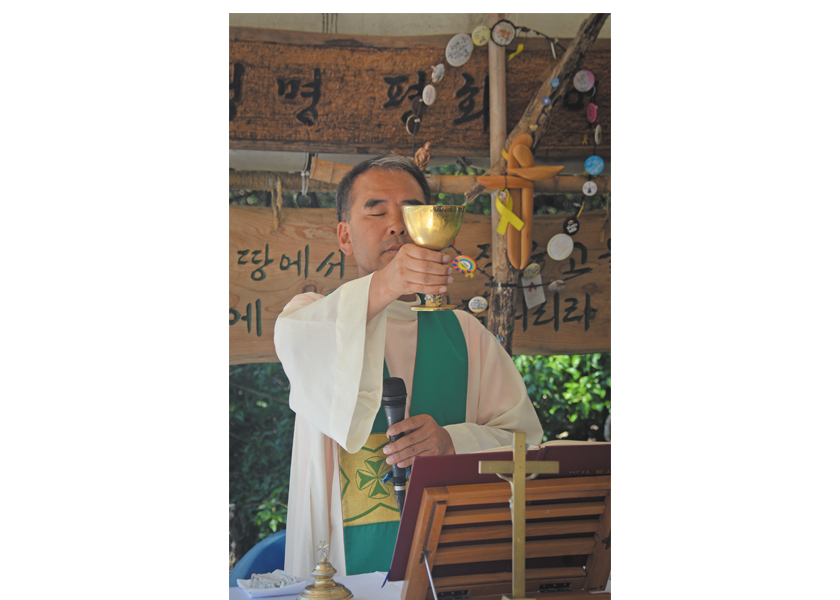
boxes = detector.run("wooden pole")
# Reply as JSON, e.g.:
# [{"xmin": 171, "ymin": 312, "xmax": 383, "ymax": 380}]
[
  {"xmin": 487, "ymin": 13, "xmax": 518, "ymax": 356},
  {"xmin": 464, "ymin": 13, "xmax": 610, "ymax": 205}
]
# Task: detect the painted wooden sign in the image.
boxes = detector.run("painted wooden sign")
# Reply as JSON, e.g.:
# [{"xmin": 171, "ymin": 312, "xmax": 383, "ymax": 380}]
[
  {"xmin": 230, "ymin": 206, "xmax": 610, "ymax": 364},
  {"xmin": 229, "ymin": 28, "xmax": 610, "ymax": 159}
]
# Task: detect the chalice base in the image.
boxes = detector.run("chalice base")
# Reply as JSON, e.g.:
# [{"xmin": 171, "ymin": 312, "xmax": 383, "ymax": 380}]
[{"xmin": 411, "ymin": 304, "xmax": 457, "ymax": 311}]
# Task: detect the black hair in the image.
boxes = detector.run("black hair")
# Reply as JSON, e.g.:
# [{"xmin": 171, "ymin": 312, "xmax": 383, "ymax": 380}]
[{"xmin": 335, "ymin": 155, "xmax": 431, "ymax": 222}]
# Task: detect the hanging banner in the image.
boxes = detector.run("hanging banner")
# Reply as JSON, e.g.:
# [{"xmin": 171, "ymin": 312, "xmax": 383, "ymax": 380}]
[
  {"xmin": 230, "ymin": 206, "xmax": 610, "ymax": 364},
  {"xmin": 229, "ymin": 28, "xmax": 610, "ymax": 159}
]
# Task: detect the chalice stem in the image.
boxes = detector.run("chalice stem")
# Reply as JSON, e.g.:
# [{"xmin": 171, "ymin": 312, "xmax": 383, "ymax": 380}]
[{"xmin": 425, "ymin": 293, "xmax": 443, "ymax": 308}]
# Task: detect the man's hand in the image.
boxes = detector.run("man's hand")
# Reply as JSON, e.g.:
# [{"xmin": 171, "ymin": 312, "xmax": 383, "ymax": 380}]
[
  {"xmin": 368, "ymin": 244, "xmax": 452, "ymax": 320},
  {"xmin": 383, "ymin": 414, "xmax": 454, "ymax": 468}
]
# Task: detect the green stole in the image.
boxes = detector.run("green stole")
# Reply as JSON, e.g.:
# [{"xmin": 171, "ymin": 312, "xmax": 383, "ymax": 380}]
[{"xmin": 338, "ymin": 309, "xmax": 468, "ymax": 575}]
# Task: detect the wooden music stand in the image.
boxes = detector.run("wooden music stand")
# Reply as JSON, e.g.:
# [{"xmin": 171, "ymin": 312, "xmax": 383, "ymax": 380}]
[{"xmin": 398, "ymin": 458, "xmax": 610, "ymax": 600}]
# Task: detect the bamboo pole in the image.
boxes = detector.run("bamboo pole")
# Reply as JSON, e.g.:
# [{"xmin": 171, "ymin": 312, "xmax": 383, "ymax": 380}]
[
  {"xmin": 487, "ymin": 12, "xmax": 517, "ymax": 356},
  {"xmin": 229, "ymin": 170, "xmax": 338, "ymax": 193},
  {"xmin": 232, "ymin": 167, "xmax": 610, "ymax": 196}
]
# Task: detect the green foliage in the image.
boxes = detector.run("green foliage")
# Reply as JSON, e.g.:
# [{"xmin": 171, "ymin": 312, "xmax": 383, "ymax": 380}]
[
  {"xmin": 229, "ymin": 363, "xmax": 295, "ymax": 560},
  {"xmin": 427, "ymin": 163, "xmax": 492, "ymax": 214},
  {"xmin": 514, "ymin": 353, "xmax": 611, "ymax": 442}
]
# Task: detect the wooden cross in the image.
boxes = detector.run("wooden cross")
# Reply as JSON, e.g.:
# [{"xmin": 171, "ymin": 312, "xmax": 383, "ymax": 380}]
[{"xmin": 478, "ymin": 432, "xmax": 559, "ymax": 600}]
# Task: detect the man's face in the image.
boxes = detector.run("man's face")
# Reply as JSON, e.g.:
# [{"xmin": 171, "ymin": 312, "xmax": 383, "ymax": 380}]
[{"xmin": 337, "ymin": 168, "xmax": 427, "ymax": 277}]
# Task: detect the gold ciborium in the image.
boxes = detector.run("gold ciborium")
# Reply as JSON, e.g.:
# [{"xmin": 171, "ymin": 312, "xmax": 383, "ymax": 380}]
[{"xmin": 402, "ymin": 204, "xmax": 464, "ymax": 311}]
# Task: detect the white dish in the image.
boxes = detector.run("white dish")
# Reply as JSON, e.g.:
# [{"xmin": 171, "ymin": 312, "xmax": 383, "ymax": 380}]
[{"xmin": 237, "ymin": 574, "xmax": 309, "ymax": 598}]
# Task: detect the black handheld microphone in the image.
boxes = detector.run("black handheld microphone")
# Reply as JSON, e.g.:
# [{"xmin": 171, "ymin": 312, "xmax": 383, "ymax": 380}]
[{"xmin": 381, "ymin": 377, "xmax": 407, "ymax": 515}]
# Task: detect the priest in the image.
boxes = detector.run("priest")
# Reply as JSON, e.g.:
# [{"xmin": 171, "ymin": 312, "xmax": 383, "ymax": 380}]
[{"xmin": 274, "ymin": 155, "xmax": 543, "ymax": 578}]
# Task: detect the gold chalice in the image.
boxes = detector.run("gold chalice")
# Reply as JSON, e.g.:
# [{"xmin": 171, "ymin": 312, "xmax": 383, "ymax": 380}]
[{"xmin": 402, "ymin": 204, "xmax": 464, "ymax": 311}]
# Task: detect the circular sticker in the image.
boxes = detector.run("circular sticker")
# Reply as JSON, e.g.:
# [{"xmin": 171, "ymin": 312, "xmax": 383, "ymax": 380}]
[
  {"xmin": 594, "ymin": 124, "xmax": 602, "ymax": 145},
  {"xmin": 468, "ymin": 296, "xmax": 488, "ymax": 313},
  {"xmin": 547, "ymin": 279, "xmax": 566, "ymax": 294},
  {"xmin": 523, "ymin": 262, "xmax": 541, "ymax": 279},
  {"xmin": 491, "ymin": 19, "xmax": 516, "ymax": 46},
  {"xmin": 547, "ymin": 233, "xmax": 574, "ymax": 261},
  {"xmin": 582, "ymin": 180, "xmax": 598, "ymax": 196},
  {"xmin": 471, "ymin": 25, "xmax": 491, "ymax": 46},
  {"xmin": 453, "ymin": 255, "xmax": 476, "ymax": 277},
  {"xmin": 563, "ymin": 216, "xmax": 580, "ymax": 236},
  {"xmin": 586, "ymin": 103, "xmax": 598, "ymax": 123},
  {"xmin": 584, "ymin": 155, "xmax": 605, "ymax": 176},
  {"xmin": 446, "ymin": 33, "xmax": 474, "ymax": 67},
  {"xmin": 573, "ymin": 70, "xmax": 595, "ymax": 92},
  {"xmin": 422, "ymin": 84, "xmax": 436, "ymax": 106},
  {"xmin": 551, "ymin": 77, "xmax": 560, "ymax": 88},
  {"xmin": 431, "ymin": 63, "xmax": 445, "ymax": 84}
]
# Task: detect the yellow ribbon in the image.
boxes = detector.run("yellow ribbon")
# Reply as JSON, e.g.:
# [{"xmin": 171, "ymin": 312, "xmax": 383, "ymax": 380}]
[{"xmin": 495, "ymin": 189, "xmax": 524, "ymax": 234}]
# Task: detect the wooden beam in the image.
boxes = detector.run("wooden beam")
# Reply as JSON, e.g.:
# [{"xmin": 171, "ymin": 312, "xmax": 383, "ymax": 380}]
[
  {"xmin": 262, "ymin": 157, "xmax": 612, "ymax": 193},
  {"xmin": 427, "ymin": 173, "xmax": 611, "ymax": 195},
  {"xmin": 464, "ymin": 13, "xmax": 611, "ymax": 204},
  {"xmin": 230, "ymin": 27, "xmax": 611, "ymax": 52}
]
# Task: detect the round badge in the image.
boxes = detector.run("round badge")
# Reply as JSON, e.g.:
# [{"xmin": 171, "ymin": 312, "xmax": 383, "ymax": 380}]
[
  {"xmin": 422, "ymin": 84, "xmax": 436, "ymax": 106},
  {"xmin": 563, "ymin": 216, "xmax": 580, "ymax": 236},
  {"xmin": 446, "ymin": 33, "xmax": 474, "ymax": 67},
  {"xmin": 547, "ymin": 233, "xmax": 574, "ymax": 261},
  {"xmin": 594, "ymin": 124, "xmax": 602, "ymax": 145},
  {"xmin": 410, "ymin": 97, "xmax": 426, "ymax": 118},
  {"xmin": 547, "ymin": 279, "xmax": 566, "ymax": 294},
  {"xmin": 586, "ymin": 103, "xmax": 598, "ymax": 123},
  {"xmin": 582, "ymin": 180, "xmax": 598, "ymax": 196},
  {"xmin": 406, "ymin": 115, "xmax": 421, "ymax": 135},
  {"xmin": 431, "ymin": 63, "xmax": 445, "ymax": 84},
  {"xmin": 471, "ymin": 25, "xmax": 491, "ymax": 46},
  {"xmin": 551, "ymin": 77, "xmax": 560, "ymax": 88},
  {"xmin": 584, "ymin": 155, "xmax": 605, "ymax": 176},
  {"xmin": 573, "ymin": 69, "xmax": 595, "ymax": 92},
  {"xmin": 523, "ymin": 262, "xmax": 541, "ymax": 279},
  {"xmin": 490, "ymin": 19, "xmax": 516, "ymax": 46},
  {"xmin": 453, "ymin": 255, "xmax": 476, "ymax": 277},
  {"xmin": 468, "ymin": 296, "xmax": 488, "ymax": 313}
]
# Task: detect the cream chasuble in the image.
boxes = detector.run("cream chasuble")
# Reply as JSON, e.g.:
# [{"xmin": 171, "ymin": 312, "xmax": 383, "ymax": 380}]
[{"xmin": 274, "ymin": 273, "xmax": 544, "ymax": 578}]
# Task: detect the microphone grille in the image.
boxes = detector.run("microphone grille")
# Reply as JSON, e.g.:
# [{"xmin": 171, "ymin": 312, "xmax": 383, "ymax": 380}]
[{"xmin": 382, "ymin": 377, "xmax": 407, "ymax": 399}]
